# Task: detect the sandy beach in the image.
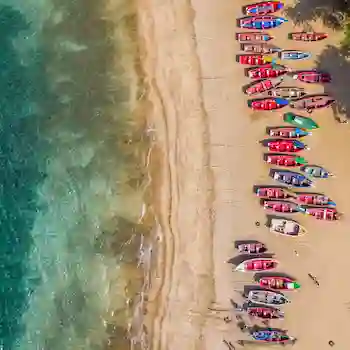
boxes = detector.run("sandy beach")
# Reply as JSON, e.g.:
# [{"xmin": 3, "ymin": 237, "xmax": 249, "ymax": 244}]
[{"xmin": 138, "ymin": 0, "xmax": 350, "ymax": 349}]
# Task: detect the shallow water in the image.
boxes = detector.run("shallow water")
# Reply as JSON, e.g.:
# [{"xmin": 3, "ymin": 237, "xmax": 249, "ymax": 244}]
[{"xmin": 0, "ymin": 1, "xmax": 146, "ymax": 349}]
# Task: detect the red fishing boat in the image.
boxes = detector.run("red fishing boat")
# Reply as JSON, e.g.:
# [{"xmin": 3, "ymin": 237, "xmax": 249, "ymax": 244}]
[
  {"xmin": 295, "ymin": 193, "xmax": 336, "ymax": 206},
  {"xmin": 256, "ymin": 186, "xmax": 292, "ymax": 199},
  {"xmin": 247, "ymin": 64, "xmax": 288, "ymax": 79},
  {"xmin": 290, "ymin": 94, "xmax": 335, "ymax": 112},
  {"xmin": 268, "ymin": 127, "xmax": 310, "ymax": 138},
  {"xmin": 293, "ymin": 70, "xmax": 331, "ymax": 84},
  {"xmin": 258, "ymin": 276, "xmax": 300, "ymax": 290},
  {"xmin": 263, "ymin": 200, "xmax": 302, "ymax": 213},
  {"xmin": 304, "ymin": 207, "xmax": 340, "ymax": 220},
  {"xmin": 266, "ymin": 139, "xmax": 308, "ymax": 152},
  {"xmin": 265, "ymin": 154, "xmax": 307, "ymax": 166},
  {"xmin": 288, "ymin": 32, "xmax": 328, "ymax": 41},
  {"xmin": 248, "ymin": 97, "xmax": 289, "ymax": 110},
  {"xmin": 241, "ymin": 43, "xmax": 281, "ymax": 54},
  {"xmin": 244, "ymin": 76, "xmax": 283, "ymax": 95},
  {"xmin": 237, "ymin": 242, "xmax": 267, "ymax": 254},
  {"xmin": 244, "ymin": 1, "xmax": 284, "ymax": 15},
  {"xmin": 235, "ymin": 258, "xmax": 279, "ymax": 272},
  {"xmin": 236, "ymin": 32, "xmax": 274, "ymax": 42},
  {"xmin": 246, "ymin": 306, "xmax": 284, "ymax": 319},
  {"xmin": 238, "ymin": 54, "xmax": 271, "ymax": 65}
]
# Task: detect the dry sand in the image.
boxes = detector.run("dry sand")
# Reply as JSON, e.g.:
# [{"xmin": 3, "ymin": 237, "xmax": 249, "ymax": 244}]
[{"xmin": 138, "ymin": 0, "xmax": 350, "ymax": 349}]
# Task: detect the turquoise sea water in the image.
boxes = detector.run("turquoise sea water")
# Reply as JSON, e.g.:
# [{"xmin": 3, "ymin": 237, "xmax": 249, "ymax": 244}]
[{"xmin": 0, "ymin": 1, "xmax": 144, "ymax": 349}]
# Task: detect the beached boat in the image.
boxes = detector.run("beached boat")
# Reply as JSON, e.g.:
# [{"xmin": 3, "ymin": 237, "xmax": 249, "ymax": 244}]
[
  {"xmin": 266, "ymin": 140, "xmax": 308, "ymax": 152},
  {"xmin": 239, "ymin": 15, "xmax": 288, "ymax": 30},
  {"xmin": 263, "ymin": 200, "xmax": 304, "ymax": 213},
  {"xmin": 293, "ymin": 70, "xmax": 331, "ymax": 83},
  {"xmin": 238, "ymin": 54, "xmax": 273, "ymax": 65},
  {"xmin": 236, "ymin": 32, "xmax": 274, "ymax": 42},
  {"xmin": 232, "ymin": 301, "xmax": 285, "ymax": 319},
  {"xmin": 244, "ymin": 1, "xmax": 284, "ymax": 16},
  {"xmin": 269, "ymin": 218, "xmax": 307, "ymax": 236},
  {"xmin": 247, "ymin": 64, "xmax": 288, "ymax": 79},
  {"xmin": 304, "ymin": 207, "xmax": 340, "ymax": 220},
  {"xmin": 301, "ymin": 165, "xmax": 333, "ymax": 178},
  {"xmin": 272, "ymin": 170, "xmax": 313, "ymax": 187},
  {"xmin": 237, "ymin": 242, "xmax": 267, "ymax": 254},
  {"xmin": 235, "ymin": 258, "xmax": 278, "ymax": 272},
  {"xmin": 244, "ymin": 77, "xmax": 283, "ymax": 95},
  {"xmin": 247, "ymin": 289, "xmax": 290, "ymax": 306},
  {"xmin": 252, "ymin": 329, "xmax": 295, "ymax": 344},
  {"xmin": 256, "ymin": 186, "xmax": 293, "ymax": 199},
  {"xmin": 295, "ymin": 193, "xmax": 335, "ymax": 206},
  {"xmin": 248, "ymin": 97, "xmax": 289, "ymax": 110},
  {"xmin": 288, "ymin": 32, "xmax": 328, "ymax": 41},
  {"xmin": 280, "ymin": 50, "xmax": 311, "ymax": 60},
  {"xmin": 283, "ymin": 112, "xmax": 319, "ymax": 129},
  {"xmin": 265, "ymin": 154, "xmax": 307, "ymax": 166},
  {"xmin": 267, "ymin": 86, "xmax": 305, "ymax": 99},
  {"xmin": 289, "ymin": 95, "xmax": 335, "ymax": 112},
  {"xmin": 268, "ymin": 127, "xmax": 310, "ymax": 138},
  {"xmin": 258, "ymin": 276, "xmax": 301, "ymax": 290},
  {"xmin": 241, "ymin": 43, "xmax": 281, "ymax": 54}
]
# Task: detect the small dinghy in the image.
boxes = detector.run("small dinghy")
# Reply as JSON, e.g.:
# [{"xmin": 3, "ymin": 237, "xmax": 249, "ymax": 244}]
[
  {"xmin": 289, "ymin": 94, "xmax": 335, "ymax": 112},
  {"xmin": 238, "ymin": 54, "xmax": 272, "ymax": 65},
  {"xmin": 235, "ymin": 258, "xmax": 278, "ymax": 272},
  {"xmin": 244, "ymin": 77, "xmax": 283, "ymax": 95},
  {"xmin": 232, "ymin": 301, "xmax": 285, "ymax": 319},
  {"xmin": 265, "ymin": 154, "xmax": 307, "ymax": 166},
  {"xmin": 247, "ymin": 289, "xmax": 290, "ymax": 306},
  {"xmin": 241, "ymin": 43, "xmax": 281, "ymax": 54},
  {"xmin": 237, "ymin": 242, "xmax": 267, "ymax": 254},
  {"xmin": 288, "ymin": 32, "xmax": 328, "ymax": 41},
  {"xmin": 269, "ymin": 218, "xmax": 307, "ymax": 236},
  {"xmin": 239, "ymin": 15, "xmax": 288, "ymax": 30},
  {"xmin": 268, "ymin": 127, "xmax": 310, "ymax": 138},
  {"xmin": 272, "ymin": 170, "xmax": 313, "ymax": 188},
  {"xmin": 293, "ymin": 70, "xmax": 331, "ymax": 84},
  {"xmin": 244, "ymin": 1, "xmax": 284, "ymax": 16},
  {"xmin": 236, "ymin": 32, "xmax": 274, "ymax": 42},
  {"xmin": 284, "ymin": 112, "xmax": 319, "ymax": 130},
  {"xmin": 256, "ymin": 186, "xmax": 293, "ymax": 199},
  {"xmin": 304, "ymin": 207, "xmax": 340, "ymax": 220},
  {"xmin": 266, "ymin": 139, "xmax": 308, "ymax": 152},
  {"xmin": 248, "ymin": 97, "xmax": 289, "ymax": 110},
  {"xmin": 295, "ymin": 193, "xmax": 336, "ymax": 206},
  {"xmin": 262, "ymin": 200, "xmax": 304, "ymax": 213},
  {"xmin": 301, "ymin": 165, "xmax": 333, "ymax": 178},
  {"xmin": 247, "ymin": 64, "xmax": 288, "ymax": 79},
  {"xmin": 267, "ymin": 86, "xmax": 305, "ymax": 99},
  {"xmin": 280, "ymin": 50, "xmax": 311, "ymax": 60},
  {"xmin": 258, "ymin": 276, "xmax": 301, "ymax": 290},
  {"xmin": 252, "ymin": 329, "xmax": 295, "ymax": 344}
]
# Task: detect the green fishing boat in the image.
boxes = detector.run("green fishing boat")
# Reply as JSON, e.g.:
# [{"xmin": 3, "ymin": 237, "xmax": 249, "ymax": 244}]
[{"xmin": 283, "ymin": 112, "xmax": 319, "ymax": 130}]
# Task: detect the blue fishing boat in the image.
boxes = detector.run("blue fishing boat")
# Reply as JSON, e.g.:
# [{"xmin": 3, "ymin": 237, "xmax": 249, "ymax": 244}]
[
  {"xmin": 271, "ymin": 170, "xmax": 313, "ymax": 188},
  {"xmin": 244, "ymin": 1, "xmax": 284, "ymax": 16},
  {"xmin": 280, "ymin": 50, "xmax": 311, "ymax": 60},
  {"xmin": 239, "ymin": 15, "xmax": 288, "ymax": 30},
  {"xmin": 252, "ymin": 329, "xmax": 295, "ymax": 344}
]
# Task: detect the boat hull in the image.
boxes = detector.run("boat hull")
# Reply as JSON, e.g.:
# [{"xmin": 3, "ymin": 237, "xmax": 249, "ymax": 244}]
[
  {"xmin": 268, "ymin": 127, "xmax": 310, "ymax": 138},
  {"xmin": 236, "ymin": 32, "xmax": 273, "ymax": 42},
  {"xmin": 237, "ymin": 242, "xmax": 266, "ymax": 254},
  {"xmin": 267, "ymin": 87, "xmax": 305, "ymax": 99},
  {"xmin": 296, "ymin": 193, "xmax": 335, "ymax": 206},
  {"xmin": 244, "ymin": 77, "xmax": 283, "ymax": 95},
  {"xmin": 266, "ymin": 154, "xmax": 307, "ymax": 166},
  {"xmin": 259, "ymin": 276, "xmax": 300, "ymax": 290},
  {"xmin": 280, "ymin": 50, "xmax": 311, "ymax": 60},
  {"xmin": 267, "ymin": 140, "xmax": 307, "ymax": 153},
  {"xmin": 239, "ymin": 15, "xmax": 287, "ymax": 30},
  {"xmin": 247, "ymin": 64, "xmax": 287, "ymax": 79},
  {"xmin": 289, "ymin": 32, "xmax": 328, "ymax": 41},
  {"xmin": 290, "ymin": 95, "xmax": 335, "ymax": 112},
  {"xmin": 247, "ymin": 290, "xmax": 289, "ymax": 306},
  {"xmin": 241, "ymin": 43, "xmax": 281, "ymax": 54},
  {"xmin": 244, "ymin": 1, "xmax": 284, "ymax": 16},
  {"xmin": 272, "ymin": 170, "xmax": 313, "ymax": 188},
  {"xmin": 304, "ymin": 207, "xmax": 340, "ymax": 220},
  {"xmin": 263, "ymin": 200, "xmax": 301, "ymax": 213},
  {"xmin": 248, "ymin": 97, "xmax": 289, "ymax": 110},
  {"xmin": 235, "ymin": 258, "xmax": 278, "ymax": 272},
  {"xmin": 256, "ymin": 187, "xmax": 291, "ymax": 199},
  {"xmin": 283, "ymin": 112, "xmax": 319, "ymax": 129},
  {"xmin": 270, "ymin": 218, "xmax": 307, "ymax": 237},
  {"xmin": 293, "ymin": 71, "xmax": 331, "ymax": 83}
]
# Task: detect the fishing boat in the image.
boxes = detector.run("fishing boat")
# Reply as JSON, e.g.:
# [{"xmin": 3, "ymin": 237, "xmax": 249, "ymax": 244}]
[
  {"xmin": 258, "ymin": 276, "xmax": 301, "ymax": 290},
  {"xmin": 269, "ymin": 218, "xmax": 307, "ymax": 236},
  {"xmin": 244, "ymin": 1, "xmax": 284, "ymax": 16},
  {"xmin": 236, "ymin": 32, "xmax": 274, "ymax": 42},
  {"xmin": 267, "ymin": 86, "xmax": 305, "ymax": 99},
  {"xmin": 238, "ymin": 54, "xmax": 272, "ymax": 65},
  {"xmin": 304, "ymin": 207, "xmax": 340, "ymax": 220},
  {"xmin": 301, "ymin": 165, "xmax": 333, "ymax": 178},
  {"xmin": 244, "ymin": 77, "xmax": 283, "ymax": 95},
  {"xmin": 295, "ymin": 193, "xmax": 336, "ymax": 206},
  {"xmin": 266, "ymin": 139, "xmax": 308, "ymax": 152},
  {"xmin": 272, "ymin": 170, "xmax": 313, "ymax": 187},
  {"xmin": 241, "ymin": 43, "xmax": 281, "ymax": 54},
  {"xmin": 255, "ymin": 186, "xmax": 293, "ymax": 199},
  {"xmin": 268, "ymin": 127, "xmax": 311, "ymax": 138},
  {"xmin": 247, "ymin": 64, "xmax": 288, "ymax": 79},
  {"xmin": 283, "ymin": 112, "xmax": 319, "ymax": 129},
  {"xmin": 247, "ymin": 97, "xmax": 289, "ymax": 110},
  {"xmin": 265, "ymin": 154, "xmax": 307, "ymax": 166},
  {"xmin": 252, "ymin": 329, "xmax": 295, "ymax": 344},
  {"xmin": 263, "ymin": 200, "xmax": 304, "ymax": 213},
  {"xmin": 237, "ymin": 242, "xmax": 267, "ymax": 254},
  {"xmin": 235, "ymin": 258, "xmax": 278, "ymax": 272},
  {"xmin": 247, "ymin": 289, "xmax": 290, "ymax": 306},
  {"xmin": 288, "ymin": 32, "xmax": 328, "ymax": 41},
  {"xmin": 293, "ymin": 70, "xmax": 331, "ymax": 83},
  {"xmin": 289, "ymin": 95, "xmax": 335, "ymax": 112},
  {"xmin": 280, "ymin": 50, "xmax": 311, "ymax": 60},
  {"xmin": 239, "ymin": 15, "xmax": 288, "ymax": 30},
  {"xmin": 232, "ymin": 301, "xmax": 285, "ymax": 319}
]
